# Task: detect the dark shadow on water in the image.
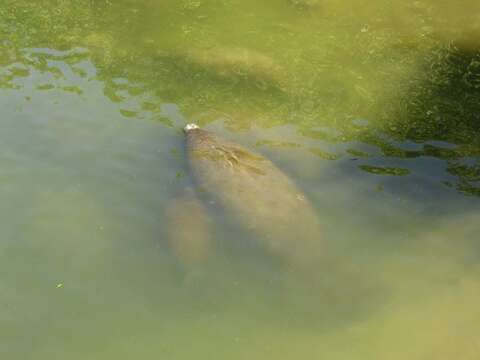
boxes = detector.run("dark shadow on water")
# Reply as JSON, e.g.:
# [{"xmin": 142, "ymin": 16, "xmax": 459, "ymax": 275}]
[
  {"xmin": 373, "ymin": 42, "xmax": 480, "ymax": 197},
  {"xmin": 397, "ymin": 44, "xmax": 480, "ymax": 143}
]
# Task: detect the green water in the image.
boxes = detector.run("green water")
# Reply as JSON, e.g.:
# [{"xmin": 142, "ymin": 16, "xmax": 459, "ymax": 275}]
[{"xmin": 1, "ymin": 1, "xmax": 480, "ymax": 359}]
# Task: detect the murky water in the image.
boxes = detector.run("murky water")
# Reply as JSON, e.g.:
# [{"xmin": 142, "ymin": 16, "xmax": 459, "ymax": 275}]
[{"xmin": 1, "ymin": 1, "xmax": 479, "ymax": 359}]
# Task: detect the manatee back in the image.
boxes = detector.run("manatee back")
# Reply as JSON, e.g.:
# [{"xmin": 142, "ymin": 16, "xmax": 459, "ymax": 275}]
[{"xmin": 184, "ymin": 126, "xmax": 322, "ymax": 267}]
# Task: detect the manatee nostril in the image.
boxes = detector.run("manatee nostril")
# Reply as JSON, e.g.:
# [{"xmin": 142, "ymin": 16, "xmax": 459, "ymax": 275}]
[{"xmin": 184, "ymin": 123, "xmax": 200, "ymax": 132}]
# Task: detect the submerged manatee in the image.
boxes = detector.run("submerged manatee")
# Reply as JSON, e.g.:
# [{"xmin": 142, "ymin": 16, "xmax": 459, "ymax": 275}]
[
  {"xmin": 165, "ymin": 188, "xmax": 212, "ymax": 269},
  {"xmin": 182, "ymin": 124, "xmax": 322, "ymax": 269},
  {"xmin": 288, "ymin": 0, "xmax": 320, "ymax": 11},
  {"xmin": 186, "ymin": 48, "xmax": 284, "ymax": 87},
  {"xmin": 156, "ymin": 47, "xmax": 286, "ymax": 92}
]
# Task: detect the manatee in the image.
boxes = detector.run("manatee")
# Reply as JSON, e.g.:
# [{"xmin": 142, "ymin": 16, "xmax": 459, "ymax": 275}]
[
  {"xmin": 156, "ymin": 47, "xmax": 286, "ymax": 91},
  {"xmin": 170, "ymin": 123, "xmax": 322, "ymax": 270},
  {"xmin": 288, "ymin": 0, "xmax": 320, "ymax": 10},
  {"xmin": 186, "ymin": 48, "xmax": 284, "ymax": 86},
  {"xmin": 165, "ymin": 188, "xmax": 212, "ymax": 268}
]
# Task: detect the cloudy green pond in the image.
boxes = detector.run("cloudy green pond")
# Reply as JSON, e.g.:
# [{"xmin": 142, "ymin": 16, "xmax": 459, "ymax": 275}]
[{"xmin": 1, "ymin": 0, "xmax": 480, "ymax": 359}]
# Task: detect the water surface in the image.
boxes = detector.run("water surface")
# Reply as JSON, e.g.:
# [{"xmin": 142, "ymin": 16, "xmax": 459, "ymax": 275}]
[{"xmin": 1, "ymin": 1, "xmax": 479, "ymax": 359}]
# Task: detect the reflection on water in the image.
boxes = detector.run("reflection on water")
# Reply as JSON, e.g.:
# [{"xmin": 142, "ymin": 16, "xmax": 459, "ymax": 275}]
[{"xmin": 1, "ymin": 0, "xmax": 479, "ymax": 359}]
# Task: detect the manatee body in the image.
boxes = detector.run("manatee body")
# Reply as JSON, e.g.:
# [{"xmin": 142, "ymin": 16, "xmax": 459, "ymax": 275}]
[
  {"xmin": 288, "ymin": 0, "xmax": 320, "ymax": 10},
  {"xmin": 183, "ymin": 124, "xmax": 322, "ymax": 268},
  {"xmin": 157, "ymin": 47, "xmax": 285, "ymax": 91},
  {"xmin": 187, "ymin": 47, "xmax": 284, "ymax": 87},
  {"xmin": 165, "ymin": 188, "xmax": 212, "ymax": 268}
]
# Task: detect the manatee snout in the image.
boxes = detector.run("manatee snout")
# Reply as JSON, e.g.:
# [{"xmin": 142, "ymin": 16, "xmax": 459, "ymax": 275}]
[{"xmin": 184, "ymin": 123, "xmax": 200, "ymax": 133}]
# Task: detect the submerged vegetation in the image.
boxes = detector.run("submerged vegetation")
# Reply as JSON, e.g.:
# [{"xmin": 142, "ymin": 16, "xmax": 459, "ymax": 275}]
[{"xmin": 0, "ymin": 0, "xmax": 479, "ymax": 196}]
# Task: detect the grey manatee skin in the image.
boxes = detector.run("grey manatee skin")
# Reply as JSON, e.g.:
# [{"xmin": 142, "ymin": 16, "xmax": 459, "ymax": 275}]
[
  {"xmin": 183, "ymin": 124, "xmax": 323, "ymax": 269},
  {"xmin": 288, "ymin": 0, "xmax": 320, "ymax": 10},
  {"xmin": 165, "ymin": 188, "xmax": 212, "ymax": 269}
]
